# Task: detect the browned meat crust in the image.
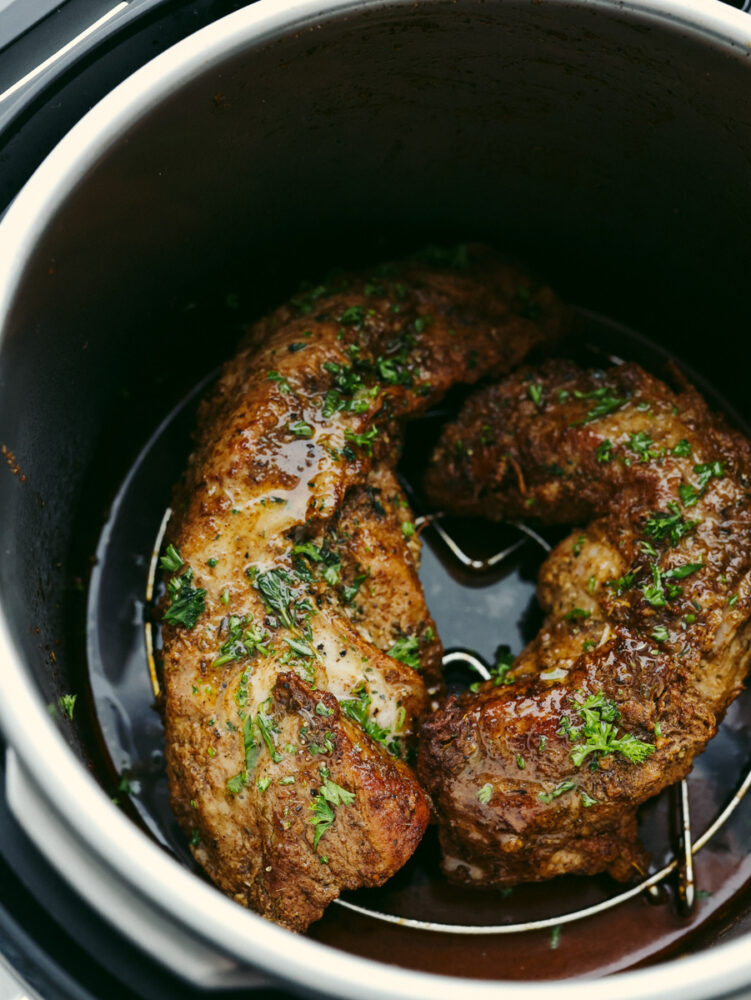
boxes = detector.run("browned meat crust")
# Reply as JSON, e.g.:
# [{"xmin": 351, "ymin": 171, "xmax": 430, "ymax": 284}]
[
  {"xmin": 421, "ymin": 360, "xmax": 751, "ymax": 886},
  {"xmin": 160, "ymin": 247, "xmax": 568, "ymax": 930}
]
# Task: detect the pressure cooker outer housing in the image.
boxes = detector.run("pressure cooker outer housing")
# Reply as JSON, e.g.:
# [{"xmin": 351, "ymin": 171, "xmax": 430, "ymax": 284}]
[{"xmin": 1, "ymin": 0, "xmax": 751, "ymax": 996}]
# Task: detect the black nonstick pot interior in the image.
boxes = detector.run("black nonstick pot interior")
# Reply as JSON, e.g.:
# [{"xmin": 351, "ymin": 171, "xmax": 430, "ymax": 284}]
[{"xmin": 2, "ymin": 0, "xmax": 751, "ymax": 985}]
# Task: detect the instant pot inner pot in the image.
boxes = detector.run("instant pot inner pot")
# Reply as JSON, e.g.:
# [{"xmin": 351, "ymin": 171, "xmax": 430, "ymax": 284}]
[{"xmin": 2, "ymin": 0, "xmax": 751, "ymax": 984}]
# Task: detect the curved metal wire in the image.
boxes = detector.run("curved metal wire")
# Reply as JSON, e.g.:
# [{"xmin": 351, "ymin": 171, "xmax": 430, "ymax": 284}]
[{"xmin": 147, "ymin": 510, "xmax": 749, "ymax": 935}]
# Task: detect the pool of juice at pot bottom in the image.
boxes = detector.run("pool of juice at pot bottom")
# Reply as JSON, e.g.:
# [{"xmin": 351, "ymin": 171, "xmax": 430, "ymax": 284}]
[{"xmin": 84, "ymin": 308, "xmax": 751, "ymax": 980}]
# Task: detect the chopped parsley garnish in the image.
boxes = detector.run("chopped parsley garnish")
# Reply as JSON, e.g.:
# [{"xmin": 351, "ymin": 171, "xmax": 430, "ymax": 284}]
[
  {"xmin": 341, "ymin": 572, "xmax": 369, "ymax": 605},
  {"xmin": 401, "ymin": 521, "xmax": 415, "ymax": 538},
  {"xmin": 680, "ymin": 461, "xmax": 724, "ymax": 507},
  {"xmin": 572, "ymin": 535, "xmax": 586, "ymax": 557},
  {"xmin": 377, "ymin": 356, "xmax": 412, "ymax": 387},
  {"xmin": 243, "ymin": 713, "xmax": 259, "ymax": 771},
  {"xmin": 340, "ymin": 688, "xmax": 400, "ymax": 755},
  {"xmin": 729, "ymin": 594, "xmax": 739, "ymax": 608},
  {"xmin": 159, "ymin": 544, "xmax": 184, "ymax": 572},
  {"xmin": 387, "ymin": 634, "xmax": 421, "ymax": 671},
  {"xmin": 309, "ymin": 775, "xmax": 355, "ymax": 847},
  {"xmin": 256, "ymin": 568, "xmax": 310, "ymax": 630},
  {"xmin": 528, "ymin": 383, "xmax": 543, "ymax": 408},
  {"xmin": 538, "ymin": 780, "xmax": 576, "ymax": 804},
  {"xmin": 643, "ymin": 564, "xmax": 667, "ymax": 607},
  {"xmin": 344, "ymin": 426, "xmax": 378, "ymax": 455},
  {"xmin": 289, "ymin": 420, "xmax": 314, "ymax": 439},
  {"xmin": 651, "ymin": 626, "xmax": 670, "ymax": 643},
  {"xmin": 664, "ymin": 561, "xmax": 703, "ymax": 580},
  {"xmin": 565, "ymin": 691, "xmax": 655, "ymax": 768},
  {"xmin": 580, "ymin": 789, "xmax": 597, "ymax": 808},
  {"xmin": 564, "ymin": 607, "xmax": 591, "ymax": 622},
  {"xmin": 226, "ymin": 772, "xmax": 246, "ymax": 796},
  {"xmin": 58, "ymin": 693, "xmax": 77, "ymax": 720},
  {"xmin": 628, "ymin": 431, "xmax": 663, "ymax": 462},
  {"xmin": 644, "ymin": 502, "xmax": 699, "ymax": 546},
  {"xmin": 266, "ymin": 370, "xmax": 291, "ymax": 393},
  {"xmin": 607, "ymin": 573, "xmax": 636, "ymax": 597},
  {"xmin": 672, "ymin": 439, "xmax": 692, "ymax": 457},
  {"xmin": 214, "ymin": 615, "xmax": 269, "ymax": 666},
  {"xmin": 292, "ymin": 541, "xmax": 323, "ymax": 562},
  {"xmin": 571, "ymin": 386, "xmax": 626, "ymax": 425},
  {"xmin": 164, "ymin": 567, "xmax": 206, "ymax": 629},
  {"xmin": 284, "ymin": 636, "xmax": 314, "ymax": 658},
  {"xmin": 477, "ymin": 783, "xmax": 493, "ymax": 804},
  {"xmin": 596, "ymin": 439, "xmax": 613, "ymax": 463},
  {"xmin": 339, "ymin": 305, "xmax": 365, "ymax": 327},
  {"xmin": 256, "ymin": 709, "xmax": 282, "ymax": 764},
  {"xmin": 470, "ymin": 647, "xmax": 515, "ymax": 692}
]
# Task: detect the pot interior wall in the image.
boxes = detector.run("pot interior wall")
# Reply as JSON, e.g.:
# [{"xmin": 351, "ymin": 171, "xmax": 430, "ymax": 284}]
[{"xmin": 1, "ymin": 0, "xmax": 751, "ymax": 977}]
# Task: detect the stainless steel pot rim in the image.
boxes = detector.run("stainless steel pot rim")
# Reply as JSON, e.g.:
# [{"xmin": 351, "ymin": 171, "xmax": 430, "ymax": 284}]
[{"xmin": 1, "ymin": 0, "xmax": 751, "ymax": 997}]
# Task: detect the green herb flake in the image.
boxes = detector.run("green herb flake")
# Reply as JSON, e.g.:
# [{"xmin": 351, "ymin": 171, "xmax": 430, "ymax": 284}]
[
  {"xmin": 672, "ymin": 439, "xmax": 692, "ymax": 457},
  {"xmin": 651, "ymin": 626, "xmax": 670, "ymax": 643},
  {"xmin": 643, "ymin": 564, "xmax": 666, "ymax": 608},
  {"xmin": 226, "ymin": 772, "xmax": 246, "ymax": 796},
  {"xmin": 388, "ymin": 634, "xmax": 421, "ymax": 671},
  {"xmin": 344, "ymin": 426, "xmax": 378, "ymax": 456},
  {"xmin": 566, "ymin": 691, "xmax": 655, "ymax": 768},
  {"xmin": 596, "ymin": 439, "xmax": 613, "ymax": 463},
  {"xmin": 266, "ymin": 370, "xmax": 292, "ymax": 393},
  {"xmin": 309, "ymin": 776, "xmax": 355, "ymax": 847},
  {"xmin": 159, "ymin": 544, "xmax": 184, "ymax": 572},
  {"xmin": 528, "ymin": 383, "xmax": 543, "ymax": 408},
  {"xmin": 164, "ymin": 568, "xmax": 206, "ymax": 630},
  {"xmin": 538, "ymin": 781, "xmax": 576, "ymax": 804},
  {"xmin": 213, "ymin": 615, "xmax": 269, "ymax": 667},
  {"xmin": 289, "ymin": 420, "xmax": 314, "ymax": 439},
  {"xmin": 644, "ymin": 502, "xmax": 699, "ymax": 546},
  {"xmin": 477, "ymin": 783, "xmax": 493, "ymax": 804},
  {"xmin": 571, "ymin": 386, "xmax": 626, "ymax": 425},
  {"xmin": 550, "ymin": 926, "xmax": 562, "ymax": 951},
  {"xmin": 564, "ymin": 607, "xmax": 591, "ymax": 622},
  {"xmin": 256, "ymin": 710, "xmax": 282, "ymax": 764},
  {"xmin": 58, "ymin": 693, "xmax": 77, "ymax": 720},
  {"xmin": 401, "ymin": 521, "xmax": 416, "ymax": 538},
  {"xmin": 339, "ymin": 305, "xmax": 365, "ymax": 327}
]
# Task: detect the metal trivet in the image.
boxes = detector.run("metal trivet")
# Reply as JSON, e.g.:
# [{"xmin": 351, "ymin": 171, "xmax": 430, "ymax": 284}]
[{"xmin": 146, "ymin": 503, "xmax": 751, "ymax": 937}]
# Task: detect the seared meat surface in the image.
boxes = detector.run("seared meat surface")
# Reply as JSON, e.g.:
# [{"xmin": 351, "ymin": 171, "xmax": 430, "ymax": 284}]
[
  {"xmin": 421, "ymin": 361, "xmax": 751, "ymax": 885},
  {"xmin": 160, "ymin": 247, "xmax": 567, "ymax": 930}
]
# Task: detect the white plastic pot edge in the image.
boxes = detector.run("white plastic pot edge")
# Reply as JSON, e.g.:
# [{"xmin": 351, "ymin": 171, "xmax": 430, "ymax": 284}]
[{"xmin": 1, "ymin": 0, "xmax": 751, "ymax": 998}]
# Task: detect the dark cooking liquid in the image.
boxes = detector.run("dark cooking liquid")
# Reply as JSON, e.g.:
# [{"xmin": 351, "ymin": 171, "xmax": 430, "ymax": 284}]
[{"xmin": 85, "ymin": 309, "xmax": 751, "ymax": 980}]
